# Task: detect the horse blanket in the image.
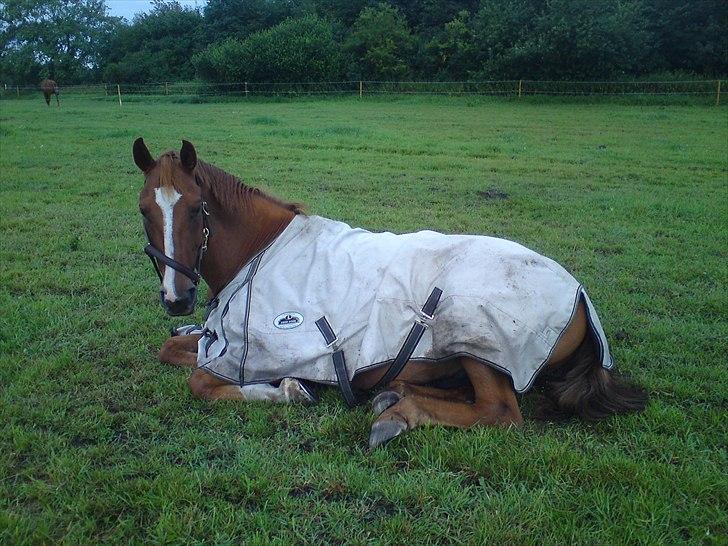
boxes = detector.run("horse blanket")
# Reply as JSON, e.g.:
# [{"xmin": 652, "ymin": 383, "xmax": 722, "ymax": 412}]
[{"xmin": 197, "ymin": 215, "xmax": 613, "ymax": 393}]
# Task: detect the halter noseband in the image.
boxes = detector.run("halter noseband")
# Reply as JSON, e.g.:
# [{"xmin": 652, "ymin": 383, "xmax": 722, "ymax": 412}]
[{"xmin": 143, "ymin": 200, "xmax": 210, "ymax": 286}]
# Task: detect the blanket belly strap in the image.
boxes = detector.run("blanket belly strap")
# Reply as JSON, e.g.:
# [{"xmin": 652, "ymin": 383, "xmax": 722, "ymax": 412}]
[
  {"xmin": 315, "ymin": 287, "xmax": 443, "ymax": 407},
  {"xmin": 315, "ymin": 316, "xmax": 364, "ymax": 407},
  {"xmin": 370, "ymin": 286, "xmax": 443, "ymax": 391},
  {"xmin": 333, "ymin": 350, "xmax": 359, "ymax": 407},
  {"xmin": 370, "ymin": 322, "xmax": 427, "ymax": 390}
]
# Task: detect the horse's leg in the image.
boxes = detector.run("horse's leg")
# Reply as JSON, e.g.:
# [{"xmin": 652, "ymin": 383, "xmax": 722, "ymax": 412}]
[
  {"xmin": 188, "ymin": 368, "xmax": 315, "ymax": 403},
  {"xmin": 369, "ymin": 358, "xmax": 523, "ymax": 448},
  {"xmin": 372, "ymin": 380, "xmax": 473, "ymax": 415},
  {"xmin": 159, "ymin": 334, "xmax": 201, "ymax": 367},
  {"xmin": 55, "ymin": 92, "xmax": 59, "ymax": 107}
]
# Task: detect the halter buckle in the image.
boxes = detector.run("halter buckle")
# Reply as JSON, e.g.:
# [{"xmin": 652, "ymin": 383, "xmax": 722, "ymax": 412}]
[{"xmin": 201, "ymin": 227, "xmax": 210, "ymax": 252}]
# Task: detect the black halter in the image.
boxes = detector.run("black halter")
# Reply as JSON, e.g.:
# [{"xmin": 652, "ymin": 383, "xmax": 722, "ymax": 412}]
[{"xmin": 143, "ymin": 201, "xmax": 210, "ymax": 286}]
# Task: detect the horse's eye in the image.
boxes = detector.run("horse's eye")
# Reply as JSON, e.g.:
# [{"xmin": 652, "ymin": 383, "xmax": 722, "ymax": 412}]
[{"xmin": 190, "ymin": 205, "xmax": 202, "ymax": 216}]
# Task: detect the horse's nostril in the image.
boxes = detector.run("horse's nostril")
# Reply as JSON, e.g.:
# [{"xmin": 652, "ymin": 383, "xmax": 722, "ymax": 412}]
[{"xmin": 160, "ymin": 288, "xmax": 197, "ymax": 316}]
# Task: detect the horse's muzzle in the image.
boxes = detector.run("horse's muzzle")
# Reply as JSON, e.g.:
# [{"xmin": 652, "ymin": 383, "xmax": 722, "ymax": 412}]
[{"xmin": 161, "ymin": 288, "xmax": 197, "ymax": 316}]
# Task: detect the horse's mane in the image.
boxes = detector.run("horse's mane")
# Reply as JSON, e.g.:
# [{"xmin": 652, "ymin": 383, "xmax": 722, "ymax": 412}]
[{"xmin": 157, "ymin": 151, "xmax": 304, "ymax": 215}]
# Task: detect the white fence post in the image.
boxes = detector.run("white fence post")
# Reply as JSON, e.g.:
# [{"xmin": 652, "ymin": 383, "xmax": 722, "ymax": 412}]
[{"xmin": 717, "ymin": 80, "xmax": 721, "ymax": 106}]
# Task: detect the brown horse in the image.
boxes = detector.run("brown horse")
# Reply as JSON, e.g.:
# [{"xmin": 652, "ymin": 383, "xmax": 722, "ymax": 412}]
[
  {"xmin": 133, "ymin": 138, "xmax": 647, "ymax": 449},
  {"xmin": 40, "ymin": 79, "xmax": 59, "ymax": 107}
]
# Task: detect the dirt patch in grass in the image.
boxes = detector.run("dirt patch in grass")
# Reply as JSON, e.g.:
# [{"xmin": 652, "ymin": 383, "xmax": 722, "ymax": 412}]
[{"xmin": 477, "ymin": 187, "xmax": 509, "ymax": 200}]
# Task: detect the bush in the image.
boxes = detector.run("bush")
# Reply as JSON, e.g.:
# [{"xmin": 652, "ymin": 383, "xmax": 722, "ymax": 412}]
[
  {"xmin": 102, "ymin": 3, "xmax": 204, "ymax": 84},
  {"xmin": 193, "ymin": 15, "xmax": 344, "ymax": 83},
  {"xmin": 344, "ymin": 4, "xmax": 415, "ymax": 80},
  {"xmin": 471, "ymin": 0, "xmax": 655, "ymax": 80}
]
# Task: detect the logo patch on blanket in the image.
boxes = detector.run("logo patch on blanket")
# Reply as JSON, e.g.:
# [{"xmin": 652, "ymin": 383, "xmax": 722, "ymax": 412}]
[{"xmin": 274, "ymin": 312, "xmax": 304, "ymax": 329}]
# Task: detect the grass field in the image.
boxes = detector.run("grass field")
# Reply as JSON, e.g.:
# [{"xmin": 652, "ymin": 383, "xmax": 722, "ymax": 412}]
[{"xmin": 1, "ymin": 95, "xmax": 727, "ymax": 544}]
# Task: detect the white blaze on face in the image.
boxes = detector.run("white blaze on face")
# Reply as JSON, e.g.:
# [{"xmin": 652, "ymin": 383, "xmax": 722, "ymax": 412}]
[{"xmin": 154, "ymin": 186, "xmax": 182, "ymax": 301}]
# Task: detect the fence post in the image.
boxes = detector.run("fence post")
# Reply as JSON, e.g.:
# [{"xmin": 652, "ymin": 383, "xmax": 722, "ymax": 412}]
[
  {"xmin": 518, "ymin": 80, "xmax": 522, "ymax": 98},
  {"xmin": 245, "ymin": 81, "xmax": 248, "ymax": 98},
  {"xmin": 16, "ymin": 85, "xmax": 20, "ymax": 97},
  {"xmin": 165, "ymin": 82, "xmax": 168, "ymax": 95},
  {"xmin": 717, "ymin": 80, "xmax": 721, "ymax": 106},
  {"xmin": 117, "ymin": 84, "xmax": 122, "ymax": 106},
  {"xmin": 104, "ymin": 83, "xmax": 108, "ymax": 96},
  {"xmin": 359, "ymin": 81, "xmax": 363, "ymax": 98}
]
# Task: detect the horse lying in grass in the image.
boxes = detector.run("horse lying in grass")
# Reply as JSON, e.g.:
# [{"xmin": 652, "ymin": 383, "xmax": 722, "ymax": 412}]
[{"xmin": 133, "ymin": 138, "xmax": 647, "ymax": 449}]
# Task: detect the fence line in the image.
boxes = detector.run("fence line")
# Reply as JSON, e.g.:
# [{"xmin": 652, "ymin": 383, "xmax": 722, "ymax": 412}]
[{"xmin": 1, "ymin": 79, "xmax": 723, "ymax": 103}]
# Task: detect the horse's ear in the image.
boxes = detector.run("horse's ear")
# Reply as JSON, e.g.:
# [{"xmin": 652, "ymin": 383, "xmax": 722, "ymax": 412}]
[
  {"xmin": 133, "ymin": 137, "xmax": 155, "ymax": 173},
  {"xmin": 180, "ymin": 140, "xmax": 197, "ymax": 172}
]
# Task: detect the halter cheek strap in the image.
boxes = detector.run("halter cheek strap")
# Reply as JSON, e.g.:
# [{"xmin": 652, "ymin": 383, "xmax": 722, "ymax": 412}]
[{"xmin": 143, "ymin": 201, "xmax": 210, "ymax": 286}]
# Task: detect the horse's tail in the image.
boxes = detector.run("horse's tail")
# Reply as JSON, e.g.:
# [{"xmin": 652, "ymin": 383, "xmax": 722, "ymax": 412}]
[{"xmin": 535, "ymin": 334, "xmax": 648, "ymax": 421}]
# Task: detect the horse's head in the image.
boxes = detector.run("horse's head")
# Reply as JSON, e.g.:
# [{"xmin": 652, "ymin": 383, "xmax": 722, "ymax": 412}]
[{"xmin": 133, "ymin": 138, "xmax": 208, "ymax": 316}]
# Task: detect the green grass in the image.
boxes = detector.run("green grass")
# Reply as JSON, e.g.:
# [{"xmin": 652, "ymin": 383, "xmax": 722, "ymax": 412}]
[{"xmin": 1, "ymin": 95, "xmax": 726, "ymax": 544}]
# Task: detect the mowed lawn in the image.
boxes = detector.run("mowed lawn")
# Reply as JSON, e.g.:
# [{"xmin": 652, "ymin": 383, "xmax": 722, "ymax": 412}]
[{"xmin": 1, "ymin": 95, "xmax": 726, "ymax": 544}]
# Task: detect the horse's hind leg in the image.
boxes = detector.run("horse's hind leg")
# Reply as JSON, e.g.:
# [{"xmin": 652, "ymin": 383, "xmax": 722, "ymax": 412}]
[
  {"xmin": 159, "ymin": 334, "xmax": 201, "ymax": 367},
  {"xmin": 369, "ymin": 358, "xmax": 522, "ymax": 449},
  {"xmin": 372, "ymin": 380, "xmax": 473, "ymax": 415}
]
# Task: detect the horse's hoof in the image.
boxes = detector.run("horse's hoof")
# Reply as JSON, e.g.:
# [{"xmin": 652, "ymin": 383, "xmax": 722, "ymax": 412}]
[
  {"xmin": 368, "ymin": 418, "xmax": 407, "ymax": 449},
  {"xmin": 297, "ymin": 380, "xmax": 319, "ymax": 404},
  {"xmin": 281, "ymin": 378, "xmax": 317, "ymax": 404},
  {"xmin": 170, "ymin": 324, "xmax": 203, "ymax": 337},
  {"xmin": 372, "ymin": 391, "xmax": 401, "ymax": 416}
]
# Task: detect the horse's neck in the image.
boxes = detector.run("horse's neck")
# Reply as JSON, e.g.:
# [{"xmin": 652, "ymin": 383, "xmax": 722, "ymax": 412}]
[{"xmin": 200, "ymin": 183, "xmax": 295, "ymax": 297}]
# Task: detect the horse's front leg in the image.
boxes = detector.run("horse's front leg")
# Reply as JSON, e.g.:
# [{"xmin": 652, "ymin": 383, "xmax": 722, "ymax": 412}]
[
  {"xmin": 159, "ymin": 334, "xmax": 201, "ymax": 367},
  {"xmin": 188, "ymin": 368, "xmax": 315, "ymax": 403}
]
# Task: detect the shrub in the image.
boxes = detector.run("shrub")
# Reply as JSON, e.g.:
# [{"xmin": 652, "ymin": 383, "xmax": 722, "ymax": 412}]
[
  {"xmin": 193, "ymin": 15, "xmax": 344, "ymax": 83},
  {"xmin": 344, "ymin": 4, "xmax": 415, "ymax": 80},
  {"xmin": 471, "ymin": 0, "xmax": 655, "ymax": 80}
]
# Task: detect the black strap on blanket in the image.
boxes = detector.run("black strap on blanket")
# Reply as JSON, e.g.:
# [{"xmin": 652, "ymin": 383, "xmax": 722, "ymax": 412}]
[
  {"xmin": 316, "ymin": 287, "xmax": 443, "ymax": 407},
  {"xmin": 315, "ymin": 316, "xmax": 363, "ymax": 407},
  {"xmin": 370, "ymin": 287, "xmax": 443, "ymax": 391}
]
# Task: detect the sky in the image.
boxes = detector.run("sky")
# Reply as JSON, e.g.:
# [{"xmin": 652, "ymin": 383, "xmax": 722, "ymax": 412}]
[{"xmin": 106, "ymin": 1, "xmax": 207, "ymax": 21}]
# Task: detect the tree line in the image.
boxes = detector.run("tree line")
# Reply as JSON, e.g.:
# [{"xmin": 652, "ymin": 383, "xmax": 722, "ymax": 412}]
[{"xmin": 1, "ymin": 0, "xmax": 725, "ymax": 86}]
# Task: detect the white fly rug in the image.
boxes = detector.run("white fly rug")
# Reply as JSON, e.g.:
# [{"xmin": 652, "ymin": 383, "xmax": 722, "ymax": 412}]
[{"xmin": 197, "ymin": 215, "xmax": 613, "ymax": 393}]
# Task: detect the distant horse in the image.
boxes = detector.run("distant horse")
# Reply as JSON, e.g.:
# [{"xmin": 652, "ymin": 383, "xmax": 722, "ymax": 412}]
[
  {"xmin": 133, "ymin": 138, "xmax": 647, "ymax": 449},
  {"xmin": 40, "ymin": 79, "xmax": 59, "ymax": 107}
]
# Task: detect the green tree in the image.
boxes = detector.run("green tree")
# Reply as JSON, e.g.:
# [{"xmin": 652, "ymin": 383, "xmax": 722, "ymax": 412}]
[
  {"xmin": 202, "ymin": 0, "xmax": 303, "ymax": 42},
  {"xmin": 193, "ymin": 15, "xmax": 344, "ymax": 83},
  {"xmin": 390, "ymin": 0, "xmax": 479, "ymax": 33},
  {"xmin": 103, "ymin": 1, "xmax": 204, "ymax": 83},
  {"xmin": 424, "ymin": 10, "xmax": 476, "ymax": 79},
  {"xmin": 345, "ymin": 3, "xmax": 414, "ymax": 80},
  {"xmin": 471, "ymin": 0, "xmax": 655, "ymax": 79},
  {"xmin": 641, "ymin": 0, "xmax": 728, "ymax": 75},
  {"xmin": 302, "ymin": 0, "xmax": 375, "ymax": 27},
  {"xmin": 0, "ymin": 0, "xmax": 119, "ymax": 84}
]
